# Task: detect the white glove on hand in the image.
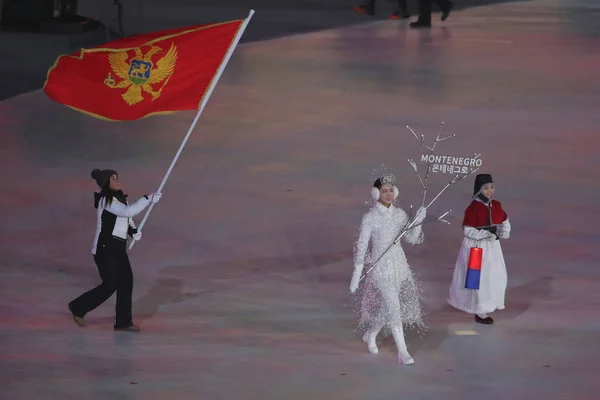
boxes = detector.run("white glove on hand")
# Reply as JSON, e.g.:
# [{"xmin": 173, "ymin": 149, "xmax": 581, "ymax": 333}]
[
  {"xmin": 148, "ymin": 193, "xmax": 162, "ymax": 204},
  {"xmin": 495, "ymin": 226, "xmax": 503, "ymax": 238},
  {"xmin": 415, "ymin": 206, "xmax": 426, "ymax": 222},
  {"xmin": 498, "ymin": 227, "xmax": 510, "ymax": 239},
  {"xmin": 132, "ymin": 232, "xmax": 142, "ymax": 241},
  {"xmin": 350, "ymin": 264, "xmax": 364, "ymax": 294}
]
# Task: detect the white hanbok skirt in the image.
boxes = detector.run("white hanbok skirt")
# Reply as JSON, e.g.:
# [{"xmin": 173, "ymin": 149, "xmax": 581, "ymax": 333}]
[{"xmin": 448, "ymin": 237, "xmax": 507, "ymax": 314}]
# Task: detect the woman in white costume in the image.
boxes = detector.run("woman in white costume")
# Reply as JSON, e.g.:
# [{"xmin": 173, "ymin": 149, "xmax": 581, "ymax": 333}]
[
  {"xmin": 350, "ymin": 175, "xmax": 426, "ymax": 365},
  {"xmin": 447, "ymin": 174, "xmax": 511, "ymax": 324}
]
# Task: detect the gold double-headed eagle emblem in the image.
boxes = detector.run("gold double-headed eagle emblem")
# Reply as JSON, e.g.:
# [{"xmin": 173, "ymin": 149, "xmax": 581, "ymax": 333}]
[{"xmin": 104, "ymin": 43, "xmax": 178, "ymax": 106}]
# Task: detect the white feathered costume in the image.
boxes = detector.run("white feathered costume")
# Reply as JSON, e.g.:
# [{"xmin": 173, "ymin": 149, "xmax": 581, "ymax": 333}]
[{"xmin": 350, "ymin": 177, "xmax": 426, "ymax": 364}]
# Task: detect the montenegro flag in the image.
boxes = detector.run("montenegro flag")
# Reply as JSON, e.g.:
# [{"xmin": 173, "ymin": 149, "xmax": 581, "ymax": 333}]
[{"xmin": 44, "ymin": 20, "xmax": 244, "ymax": 121}]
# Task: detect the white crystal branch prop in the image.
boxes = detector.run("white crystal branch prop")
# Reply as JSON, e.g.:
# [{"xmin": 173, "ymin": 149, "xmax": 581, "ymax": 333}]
[
  {"xmin": 359, "ymin": 124, "xmax": 481, "ymax": 283},
  {"xmin": 408, "ymin": 159, "xmax": 426, "ymax": 189},
  {"xmin": 437, "ymin": 133, "xmax": 456, "ymax": 142},
  {"xmin": 406, "ymin": 122, "xmax": 458, "ymax": 207},
  {"xmin": 438, "ymin": 210, "xmax": 451, "ymax": 225},
  {"xmin": 360, "ymin": 209, "xmax": 451, "ymax": 281},
  {"xmin": 407, "ymin": 126, "xmax": 428, "ymax": 149}
]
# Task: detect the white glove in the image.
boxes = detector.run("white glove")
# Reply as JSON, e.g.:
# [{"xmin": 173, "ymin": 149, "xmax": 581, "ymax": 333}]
[
  {"xmin": 498, "ymin": 227, "xmax": 509, "ymax": 239},
  {"xmin": 132, "ymin": 232, "xmax": 142, "ymax": 241},
  {"xmin": 350, "ymin": 264, "xmax": 364, "ymax": 294},
  {"xmin": 495, "ymin": 226, "xmax": 503, "ymax": 238},
  {"xmin": 147, "ymin": 193, "xmax": 162, "ymax": 204},
  {"xmin": 415, "ymin": 206, "xmax": 426, "ymax": 222},
  {"xmin": 498, "ymin": 220, "xmax": 510, "ymax": 239}
]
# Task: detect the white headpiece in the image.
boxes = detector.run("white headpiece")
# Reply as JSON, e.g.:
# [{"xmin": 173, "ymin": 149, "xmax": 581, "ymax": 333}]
[{"xmin": 371, "ymin": 174, "xmax": 399, "ymax": 201}]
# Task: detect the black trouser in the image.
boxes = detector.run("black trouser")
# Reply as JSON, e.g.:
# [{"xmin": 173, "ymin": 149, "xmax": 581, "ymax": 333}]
[
  {"xmin": 417, "ymin": 0, "xmax": 451, "ymax": 23},
  {"xmin": 365, "ymin": 0, "xmax": 409, "ymax": 12},
  {"xmin": 69, "ymin": 237, "xmax": 133, "ymax": 328}
]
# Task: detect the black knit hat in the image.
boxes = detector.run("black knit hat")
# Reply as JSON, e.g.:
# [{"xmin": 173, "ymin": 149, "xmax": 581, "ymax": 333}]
[
  {"xmin": 91, "ymin": 169, "xmax": 117, "ymax": 189},
  {"xmin": 473, "ymin": 174, "xmax": 493, "ymax": 195}
]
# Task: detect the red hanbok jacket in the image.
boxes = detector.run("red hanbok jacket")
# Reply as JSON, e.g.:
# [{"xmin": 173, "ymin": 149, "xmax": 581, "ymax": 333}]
[{"xmin": 463, "ymin": 199, "xmax": 508, "ymax": 228}]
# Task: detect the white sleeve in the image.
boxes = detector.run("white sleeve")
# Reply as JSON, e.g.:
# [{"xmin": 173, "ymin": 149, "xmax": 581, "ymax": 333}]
[
  {"xmin": 103, "ymin": 196, "xmax": 151, "ymax": 218},
  {"xmin": 129, "ymin": 218, "xmax": 137, "ymax": 229},
  {"xmin": 500, "ymin": 219, "xmax": 511, "ymax": 239},
  {"xmin": 397, "ymin": 209, "xmax": 424, "ymax": 245},
  {"xmin": 464, "ymin": 226, "xmax": 496, "ymax": 241},
  {"xmin": 403, "ymin": 223, "xmax": 424, "ymax": 245},
  {"xmin": 353, "ymin": 215, "xmax": 372, "ymax": 267}
]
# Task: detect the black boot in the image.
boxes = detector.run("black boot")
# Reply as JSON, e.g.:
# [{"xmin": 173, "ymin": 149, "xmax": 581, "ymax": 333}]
[
  {"xmin": 441, "ymin": 1, "xmax": 454, "ymax": 21},
  {"xmin": 114, "ymin": 323, "xmax": 141, "ymax": 332},
  {"xmin": 68, "ymin": 302, "xmax": 86, "ymax": 327},
  {"xmin": 475, "ymin": 315, "xmax": 494, "ymax": 324},
  {"xmin": 410, "ymin": 20, "xmax": 432, "ymax": 28}
]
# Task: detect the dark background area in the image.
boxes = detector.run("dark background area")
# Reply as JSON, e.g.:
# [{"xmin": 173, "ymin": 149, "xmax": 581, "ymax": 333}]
[{"xmin": 0, "ymin": 0, "xmax": 524, "ymax": 101}]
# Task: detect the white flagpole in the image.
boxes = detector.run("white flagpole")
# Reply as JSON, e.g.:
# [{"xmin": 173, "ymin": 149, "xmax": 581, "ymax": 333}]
[{"xmin": 129, "ymin": 9, "xmax": 256, "ymax": 250}]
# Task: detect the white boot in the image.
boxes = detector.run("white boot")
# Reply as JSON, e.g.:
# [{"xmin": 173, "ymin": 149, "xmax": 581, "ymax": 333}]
[
  {"xmin": 362, "ymin": 330, "xmax": 379, "ymax": 354},
  {"xmin": 398, "ymin": 352, "xmax": 415, "ymax": 365},
  {"xmin": 391, "ymin": 324, "xmax": 414, "ymax": 365}
]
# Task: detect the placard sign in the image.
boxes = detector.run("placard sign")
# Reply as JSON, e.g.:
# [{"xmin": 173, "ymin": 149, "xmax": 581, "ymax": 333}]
[{"xmin": 421, "ymin": 154, "xmax": 483, "ymax": 175}]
